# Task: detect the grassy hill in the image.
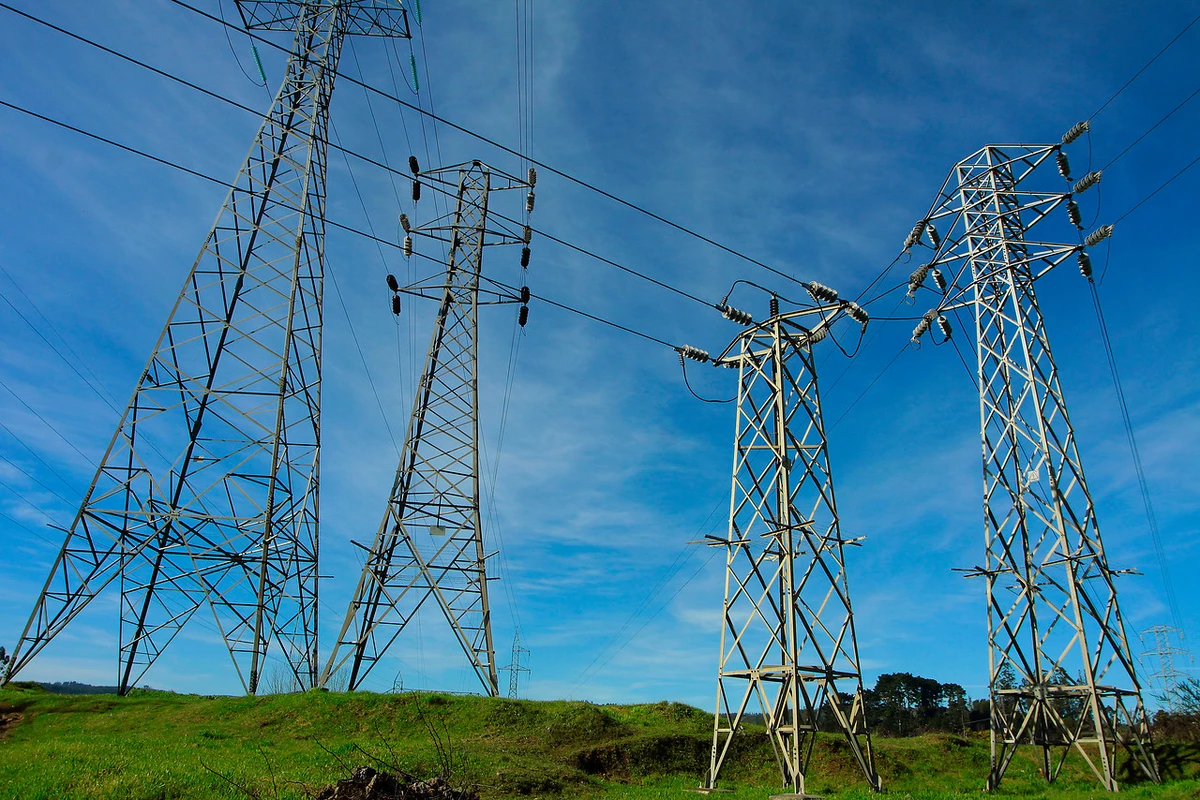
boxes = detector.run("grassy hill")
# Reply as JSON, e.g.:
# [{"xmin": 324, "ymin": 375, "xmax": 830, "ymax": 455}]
[{"xmin": 1, "ymin": 683, "xmax": 1198, "ymax": 799}]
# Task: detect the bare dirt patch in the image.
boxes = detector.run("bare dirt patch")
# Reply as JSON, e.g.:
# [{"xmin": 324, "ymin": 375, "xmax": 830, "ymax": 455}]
[{"xmin": 0, "ymin": 712, "xmax": 23, "ymax": 741}]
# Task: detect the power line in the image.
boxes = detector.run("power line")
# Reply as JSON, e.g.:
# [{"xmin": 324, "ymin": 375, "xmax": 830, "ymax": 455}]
[
  {"xmin": 417, "ymin": 177, "xmax": 718, "ymax": 309},
  {"xmin": 0, "ymin": 4, "xmax": 735, "ymax": 314},
  {"xmin": 1090, "ymin": 9, "xmax": 1200, "ymax": 120},
  {"xmin": 0, "ymin": 265, "xmax": 121, "ymax": 408},
  {"xmin": 0, "ymin": 95, "xmax": 684, "ymax": 358},
  {"xmin": 1113, "ymin": 150, "xmax": 1200, "ymax": 226},
  {"xmin": 0, "ymin": 418, "xmax": 78, "ymax": 494},
  {"xmin": 326, "ymin": 260, "xmax": 402, "ymax": 456},
  {"xmin": 163, "ymin": 0, "xmax": 801, "ymax": 288},
  {"xmin": 0, "ymin": 286, "xmax": 122, "ymax": 415},
  {"xmin": 0, "ymin": 507, "xmax": 58, "ymax": 547},
  {"xmin": 1087, "ymin": 280, "xmax": 1185, "ymax": 637},
  {"xmin": 0, "ymin": 455, "xmax": 73, "ymax": 506},
  {"xmin": 0, "ymin": 378, "xmax": 95, "ymax": 466},
  {"xmin": 1102, "ymin": 83, "xmax": 1200, "ymax": 171},
  {"xmin": 827, "ymin": 342, "xmax": 909, "ymax": 431}
]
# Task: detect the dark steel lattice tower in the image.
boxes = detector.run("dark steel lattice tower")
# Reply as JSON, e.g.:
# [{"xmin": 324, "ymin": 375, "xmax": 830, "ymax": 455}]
[
  {"xmin": 906, "ymin": 135, "xmax": 1159, "ymax": 790},
  {"xmin": 322, "ymin": 161, "xmax": 534, "ymax": 695},
  {"xmin": 1, "ymin": 1, "xmax": 410, "ymax": 695},
  {"xmin": 697, "ymin": 291, "xmax": 882, "ymax": 797}
]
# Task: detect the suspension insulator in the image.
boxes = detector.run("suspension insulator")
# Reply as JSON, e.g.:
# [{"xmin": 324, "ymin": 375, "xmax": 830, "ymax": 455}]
[
  {"xmin": 678, "ymin": 344, "xmax": 710, "ymax": 362},
  {"xmin": 769, "ymin": 295, "xmax": 780, "ymax": 318},
  {"xmin": 717, "ymin": 303, "xmax": 754, "ymax": 325},
  {"xmin": 520, "ymin": 246, "xmax": 531, "ymax": 268},
  {"xmin": 908, "ymin": 263, "xmax": 931, "ymax": 296},
  {"xmin": 412, "ymin": 180, "xmax": 421, "ymax": 202},
  {"xmin": 518, "ymin": 305, "xmax": 529, "ymax": 327},
  {"xmin": 523, "ymin": 225, "xmax": 532, "ymax": 244},
  {"xmin": 408, "ymin": 155, "xmax": 420, "ymax": 174},
  {"xmin": 904, "ymin": 221, "xmax": 925, "ymax": 249},
  {"xmin": 391, "ymin": 295, "xmax": 402, "ymax": 316},
  {"xmin": 526, "ymin": 191, "xmax": 536, "ymax": 213},
  {"xmin": 807, "ymin": 326, "xmax": 829, "ymax": 345},
  {"xmin": 931, "ymin": 267, "xmax": 947, "ymax": 293},
  {"xmin": 399, "ymin": 212, "xmax": 411, "ymax": 233},
  {"xmin": 520, "ymin": 285, "xmax": 531, "ymax": 304},
  {"xmin": 912, "ymin": 310, "xmax": 936, "ymax": 342},
  {"xmin": 806, "ymin": 281, "xmax": 838, "ymax": 303},
  {"xmin": 937, "ymin": 315, "xmax": 952, "ymax": 339},
  {"xmin": 1066, "ymin": 198, "xmax": 1082, "ymax": 228},
  {"xmin": 1084, "ymin": 224, "xmax": 1114, "ymax": 247},
  {"xmin": 1061, "ymin": 120, "xmax": 1090, "ymax": 145},
  {"xmin": 386, "ymin": 274, "xmax": 399, "ymax": 292},
  {"xmin": 1077, "ymin": 250, "xmax": 1093, "ymax": 278},
  {"xmin": 926, "ymin": 223, "xmax": 941, "ymax": 249},
  {"xmin": 527, "ymin": 167, "xmax": 537, "ymax": 187},
  {"xmin": 1073, "ymin": 171, "xmax": 1102, "ymax": 194},
  {"xmin": 403, "ymin": 235, "xmax": 413, "ymax": 258},
  {"xmin": 1056, "ymin": 150, "xmax": 1071, "ymax": 180},
  {"xmin": 845, "ymin": 301, "xmax": 869, "ymax": 325}
]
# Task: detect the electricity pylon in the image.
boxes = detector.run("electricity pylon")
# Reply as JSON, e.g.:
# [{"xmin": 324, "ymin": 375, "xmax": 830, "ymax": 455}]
[
  {"xmin": 681, "ymin": 289, "xmax": 881, "ymax": 797},
  {"xmin": 503, "ymin": 628, "xmax": 531, "ymax": 699},
  {"xmin": 907, "ymin": 132, "xmax": 1159, "ymax": 790},
  {"xmin": 1141, "ymin": 626, "xmax": 1189, "ymax": 711},
  {"xmin": 322, "ymin": 160, "xmax": 535, "ymax": 695},
  {"xmin": 1, "ymin": 1, "xmax": 410, "ymax": 696}
]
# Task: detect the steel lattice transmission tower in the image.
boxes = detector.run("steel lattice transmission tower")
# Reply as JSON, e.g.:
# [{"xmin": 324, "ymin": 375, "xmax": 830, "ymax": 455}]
[
  {"xmin": 502, "ymin": 629, "xmax": 531, "ymax": 699},
  {"xmin": 906, "ymin": 133, "xmax": 1159, "ymax": 790},
  {"xmin": 1141, "ymin": 626, "xmax": 1189, "ymax": 711},
  {"xmin": 685, "ymin": 289, "xmax": 881, "ymax": 797},
  {"xmin": 1, "ymin": 1, "xmax": 410, "ymax": 696},
  {"xmin": 322, "ymin": 160, "xmax": 535, "ymax": 696}
]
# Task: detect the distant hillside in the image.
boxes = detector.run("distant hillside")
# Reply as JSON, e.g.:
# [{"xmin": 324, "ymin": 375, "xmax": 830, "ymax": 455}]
[
  {"xmin": 36, "ymin": 681, "xmax": 121, "ymax": 695},
  {"xmin": 0, "ymin": 684, "xmax": 1196, "ymax": 799}
]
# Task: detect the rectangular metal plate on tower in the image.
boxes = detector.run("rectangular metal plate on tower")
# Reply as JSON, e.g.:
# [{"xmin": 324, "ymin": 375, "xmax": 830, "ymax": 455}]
[{"xmin": 235, "ymin": 1, "xmax": 411, "ymax": 38}]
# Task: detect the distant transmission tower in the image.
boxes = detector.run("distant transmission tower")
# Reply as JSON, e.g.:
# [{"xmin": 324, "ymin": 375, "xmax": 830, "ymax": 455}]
[
  {"xmin": 502, "ymin": 629, "xmax": 531, "ymax": 699},
  {"xmin": 321, "ymin": 160, "xmax": 536, "ymax": 696},
  {"xmin": 907, "ymin": 130, "xmax": 1159, "ymax": 790},
  {"xmin": 680, "ymin": 288, "xmax": 881, "ymax": 797},
  {"xmin": 1141, "ymin": 626, "xmax": 1189, "ymax": 711},
  {"xmin": 1, "ymin": 1, "xmax": 410, "ymax": 696}
]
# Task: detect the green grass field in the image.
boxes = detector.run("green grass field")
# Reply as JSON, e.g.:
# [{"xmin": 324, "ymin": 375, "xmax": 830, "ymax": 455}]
[{"xmin": 1, "ymin": 684, "xmax": 1197, "ymax": 799}]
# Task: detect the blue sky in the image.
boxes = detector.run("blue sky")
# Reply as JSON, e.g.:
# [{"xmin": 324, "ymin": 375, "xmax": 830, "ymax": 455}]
[{"xmin": 0, "ymin": 0, "xmax": 1198, "ymax": 708}]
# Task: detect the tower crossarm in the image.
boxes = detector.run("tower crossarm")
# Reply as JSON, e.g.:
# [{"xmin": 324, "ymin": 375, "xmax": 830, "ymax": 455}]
[{"xmin": 235, "ymin": 1, "xmax": 411, "ymax": 37}]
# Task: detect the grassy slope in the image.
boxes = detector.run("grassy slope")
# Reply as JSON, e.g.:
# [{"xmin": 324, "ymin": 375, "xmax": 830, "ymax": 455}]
[{"xmin": 1, "ymin": 685, "xmax": 1198, "ymax": 800}]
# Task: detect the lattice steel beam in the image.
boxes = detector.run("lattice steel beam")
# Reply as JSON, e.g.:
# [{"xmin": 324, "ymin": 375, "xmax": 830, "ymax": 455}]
[
  {"xmin": 907, "ymin": 139, "xmax": 1159, "ymax": 790},
  {"xmin": 321, "ymin": 160, "xmax": 534, "ymax": 696},
  {"xmin": 701, "ymin": 293, "xmax": 881, "ymax": 797},
  {"xmin": 2, "ymin": 0, "xmax": 410, "ymax": 696}
]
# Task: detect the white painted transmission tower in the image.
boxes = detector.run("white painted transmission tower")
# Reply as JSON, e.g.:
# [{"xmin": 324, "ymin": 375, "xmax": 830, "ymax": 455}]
[
  {"xmin": 907, "ymin": 131, "xmax": 1159, "ymax": 790},
  {"xmin": 683, "ymin": 288, "xmax": 881, "ymax": 797}
]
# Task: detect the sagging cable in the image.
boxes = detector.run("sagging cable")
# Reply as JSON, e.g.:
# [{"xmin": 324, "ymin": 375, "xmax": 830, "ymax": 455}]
[{"xmin": 678, "ymin": 351, "xmax": 735, "ymax": 404}]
